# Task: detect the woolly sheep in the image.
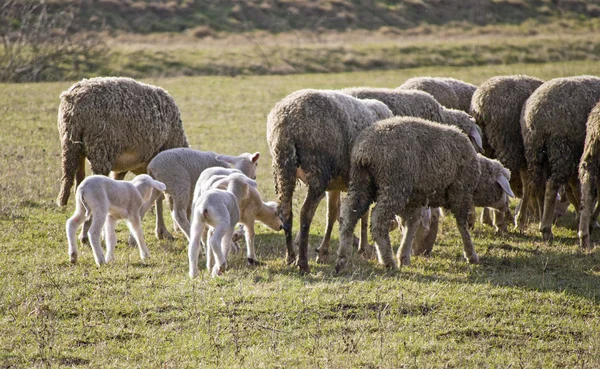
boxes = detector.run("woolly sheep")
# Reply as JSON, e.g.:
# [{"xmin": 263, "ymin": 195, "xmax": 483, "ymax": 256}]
[
  {"xmin": 195, "ymin": 171, "xmax": 284, "ymax": 265},
  {"xmin": 188, "ymin": 173, "xmax": 257, "ymax": 278},
  {"xmin": 336, "ymin": 117, "xmax": 481, "ymax": 272},
  {"xmin": 522, "ymin": 76, "xmax": 600, "ymax": 242},
  {"xmin": 57, "ymin": 77, "xmax": 188, "ymax": 207},
  {"xmin": 146, "ymin": 149, "xmax": 260, "ymax": 241},
  {"xmin": 342, "ymin": 87, "xmax": 483, "ymax": 150},
  {"xmin": 266, "ymin": 89, "xmax": 393, "ymax": 274},
  {"xmin": 578, "ymin": 101, "xmax": 600, "ymax": 248},
  {"xmin": 66, "ymin": 174, "xmax": 166, "ymax": 266},
  {"xmin": 398, "ymin": 77, "xmax": 477, "ymax": 112}
]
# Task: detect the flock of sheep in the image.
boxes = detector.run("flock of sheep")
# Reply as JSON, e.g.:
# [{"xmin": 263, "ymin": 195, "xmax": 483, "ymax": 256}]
[{"xmin": 57, "ymin": 73, "xmax": 600, "ymax": 277}]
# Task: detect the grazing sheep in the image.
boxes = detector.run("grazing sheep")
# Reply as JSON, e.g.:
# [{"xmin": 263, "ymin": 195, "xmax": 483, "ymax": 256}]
[
  {"xmin": 398, "ymin": 77, "xmax": 477, "ymax": 112},
  {"xmin": 578, "ymin": 101, "xmax": 600, "ymax": 248},
  {"xmin": 335, "ymin": 117, "xmax": 481, "ymax": 272},
  {"xmin": 342, "ymin": 87, "xmax": 483, "ymax": 150},
  {"xmin": 57, "ymin": 77, "xmax": 188, "ymax": 207},
  {"xmin": 522, "ymin": 76, "xmax": 600, "ymax": 242},
  {"xmin": 267, "ymin": 89, "xmax": 393, "ymax": 274},
  {"xmin": 195, "ymin": 172, "xmax": 284, "ymax": 265},
  {"xmin": 146, "ymin": 149, "xmax": 260, "ymax": 241},
  {"xmin": 66, "ymin": 174, "xmax": 166, "ymax": 266},
  {"xmin": 470, "ymin": 75, "xmax": 544, "ymax": 230},
  {"xmin": 188, "ymin": 173, "xmax": 257, "ymax": 278}
]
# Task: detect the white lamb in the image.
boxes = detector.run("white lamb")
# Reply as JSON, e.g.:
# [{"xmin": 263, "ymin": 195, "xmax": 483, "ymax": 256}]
[
  {"xmin": 66, "ymin": 174, "xmax": 166, "ymax": 266},
  {"xmin": 188, "ymin": 173, "xmax": 258, "ymax": 278}
]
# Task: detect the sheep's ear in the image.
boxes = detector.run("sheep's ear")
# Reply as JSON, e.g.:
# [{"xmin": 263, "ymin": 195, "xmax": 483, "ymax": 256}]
[
  {"xmin": 420, "ymin": 207, "xmax": 432, "ymax": 230},
  {"xmin": 469, "ymin": 125, "xmax": 484, "ymax": 152},
  {"xmin": 496, "ymin": 175, "xmax": 515, "ymax": 197},
  {"xmin": 152, "ymin": 180, "xmax": 167, "ymax": 192},
  {"xmin": 251, "ymin": 152, "xmax": 260, "ymax": 163},
  {"xmin": 215, "ymin": 155, "xmax": 237, "ymax": 165}
]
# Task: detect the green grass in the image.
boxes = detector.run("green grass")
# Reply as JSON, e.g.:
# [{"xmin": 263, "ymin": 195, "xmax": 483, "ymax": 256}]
[{"xmin": 2, "ymin": 61, "xmax": 600, "ymax": 368}]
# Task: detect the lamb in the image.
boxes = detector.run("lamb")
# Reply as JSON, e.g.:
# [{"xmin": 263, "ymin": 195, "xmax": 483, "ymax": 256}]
[
  {"xmin": 188, "ymin": 173, "xmax": 258, "ymax": 278},
  {"xmin": 578, "ymin": 101, "xmax": 600, "ymax": 248},
  {"xmin": 66, "ymin": 174, "xmax": 166, "ymax": 266},
  {"xmin": 398, "ymin": 77, "xmax": 477, "ymax": 112},
  {"xmin": 193, "ymin": 170, "xmax": 284, "ymax": 265},
  {"xmin": 145, "ymin": 148, "xmax": 260, "ymax": 241},
  {"xmin": 267, "ymin": 89, "xmax": 393, "ymax": 274},
  {"xmin": 521, "ymin": 76, "xmax": 600, "ymax": 242},
  {"xmin": 470, "ymin": 75, "xmax": 545, "ymax": 231},
  {"xmin": 342, "ymin": 87, "xmax": 483, "ymax": 150},
  {"xmin": 57, "ymin": 77, "xmax": 188, "ymax": 207},
  {"xmin": 335, "ymin": 117, "xmax": 481, "ymax": 272}
]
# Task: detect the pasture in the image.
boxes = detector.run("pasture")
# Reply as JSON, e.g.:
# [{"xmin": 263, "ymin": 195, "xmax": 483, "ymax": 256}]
[{"xmin": 1, "ymin": 61, "xmax": 600, "ymax": 368}]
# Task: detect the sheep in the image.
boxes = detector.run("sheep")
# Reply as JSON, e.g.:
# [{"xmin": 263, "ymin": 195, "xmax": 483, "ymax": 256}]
[
  {"xmin": 266, "ymin": 89, "xmax": 393, "ymax": 274},
  {"xmin": 145, "ymin": 148, "xmax": 260, "ymax": 241},
  {"xmin": 398, "ymin": 77, "xmax": 477, "ymax": 112},
  {"xmin": 188, "ymin": 173, "xmax": 257, "ymax": 278},
  {"xmin": 578, "ymin": 101, "xmax": 600, "ymax": 248},
  {"xmin": 470, "ymin": 75, "xmax": 545, "ymax": 231},
  {"xmin": 335, "ymin": 116, "xmax": 481, "ymax": 272},
  {"xmin": 66, "ymin": 174, "xmax": 166, "ymax": 266},
  {"xmin": 342, "ymin": 87, "xmax": 483, "ymax": 150},
  {"xmin": 193, "ymin": 170, "xmax": 284, "ymax": 265},
  {"xmin": 521, "ymin": 75, "xmax": 600, "ymax": 242},
  {"xmin": 57, "ymin": 77, "xmax": 188, "ymax": 207}
]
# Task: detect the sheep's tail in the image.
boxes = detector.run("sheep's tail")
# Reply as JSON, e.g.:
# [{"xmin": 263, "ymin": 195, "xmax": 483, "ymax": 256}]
[
  {"xmin": 57, "ymin": 105, "xmax": 84, "ymax": 207},
  {"xmin": 270, "ymin": 136, "xmax": 298, "ymax": 225}
]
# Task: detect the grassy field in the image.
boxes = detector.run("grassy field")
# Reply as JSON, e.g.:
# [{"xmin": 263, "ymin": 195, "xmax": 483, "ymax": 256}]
[{"xmin": 2, "ymin": 61, "xmax": 600, "ymax": 368}]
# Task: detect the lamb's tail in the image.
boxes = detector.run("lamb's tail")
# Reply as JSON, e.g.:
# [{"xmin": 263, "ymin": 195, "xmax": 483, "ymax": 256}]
[{"xmin": 57, "ymin": 107, "xmax": 84, "ymax": 207}]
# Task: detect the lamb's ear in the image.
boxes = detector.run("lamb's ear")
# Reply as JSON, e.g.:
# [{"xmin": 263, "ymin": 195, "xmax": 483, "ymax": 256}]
[
  {"xmin": 496, "ymin": 175, "xmax": 515, "ymax": 197},
  {"xmin": 420, "ymin": 207, "xmax": 432, "ymax": 230},
  {"xmin": 243, "ymin": 177, "xmax": 258, "ymax": 188},
  {"xmin": 215, "ymin": 155, "xmax": 237, "ymax": 166},
  {"xmin": 469, "ymin": 125, "xmax": 484, "ymax": 152},
  {"xmin": 251, "ymin": 152, "xmax": 260, "ymax": 163},
  {"xmin": 151, "ymin": 180, "xmax": 167, "ymax": 192}
]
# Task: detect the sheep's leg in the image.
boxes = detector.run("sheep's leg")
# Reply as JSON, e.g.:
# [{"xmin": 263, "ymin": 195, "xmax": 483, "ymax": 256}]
[
  {"xmin": 171, "ymin": 192, "xmax": 192, "ymax": 241},
  {"xmin": 110, "ymin": 171, "xmax": 127, "ymax": 180},
  {"xmin": 104, "ymin": 216, "xmax": 118, "ymax": 262},
  {"xmin": 188, "ymin": 215, "xmax": 205, "ymax": 278},
  {"xmin": 578, "ymin": 174, "xmax": 595, "ymax": 249},
  {"xmin": 493, "ymin": 209, "xmax": 507, "ymax": 234},
  {"xmin": 370, "ymin": 201, "xmax": 397, "ymax": 270},
  {"xmin": 294, "ymin": 186, "xmax": 325, "ymax": 274},
  {"xmin": 279, "ymin": 197, "xmax": 295, "ymax": 265},
  {"xmin": 243, "ymin": 223, "xmax": 260, "ymax": 265},
  {"xmin": 540, "ymin": 179, "xmax": 560, "ymax": 243},
  {"xmin": 154, "ymin": 194, "xmax": 174, "ymax": 240},
  {"xmin": 316, "ymin": 190, "xmax": 340, "ymax": 263},
  {"xmin": 209, "ymin": 224, "xmax": 230, "ymax": 277},
  {"xmin": 357, "ymin": 212, "xmax": 371, "ymax": 257},
  {"xmin": 567, "ymin": 177, "xmax": 581, "ymax": 221},
  {"xmin": 515, "ymin": 170, "xmax": 531, "ymax": 231},
  {"xmin": 467, "ymin": 205, "xmax": 477, "ymax": 229},
  {"xmin": 75, "ymin": 155, "xmax": 86, "ymax": 189},
  {"xmin": 66, "ymin": 201, "xmax": 86, "ymax": 264},
  {"xmin": 126, "ymin": 214, "xmax": 150, "ymax": 261},
  {"xmin": 87, "ymin": 212, "xmax": 107, "ymax": 266},
  {"xmin": 396, "ymin": 207, "xmax": 422, "ymax": 266},
  {"xmin": 449, "ymin": 203, "xmax": 479, "ymax": 264},
  {"xmin": 480, "ymin": 208, "xmax": 494, "ymax": 227}
]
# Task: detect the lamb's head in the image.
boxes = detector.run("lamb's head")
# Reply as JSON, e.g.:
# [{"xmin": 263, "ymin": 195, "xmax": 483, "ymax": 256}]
[
  {"xmin": 216, "ymin": 152, "xmax": 260, "ymax": 180},
  {"xmin": 444, "ymin": 109, "xmax": 483, "ymax": 152},
  {"xmin": 258, "ymin": 201, "xmax": 284, "ymax": 231},
  {"xmin": 474, "ymin": 155, "xmax": 515, "ymax": 211},
  {"xmin": 131, "ymin": 174, "xmax": 167, "ymax": 203},
  {"xmin": 224, "ymin": 173, "xmax": 258, "ymax": 202},
  {"xmin": 361, "ymin": 98, "xmax": 394, "ymax": 120}
]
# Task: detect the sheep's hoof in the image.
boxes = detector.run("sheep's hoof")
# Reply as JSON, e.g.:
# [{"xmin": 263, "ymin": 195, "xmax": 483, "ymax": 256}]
[
  {"xmin": 541, "ymin": 228, "xmax": 553, "ymax": 244},
  {"xmin": 399, "ymin": 255, "xmax": 410, "ymax": 267},
  {"xmin": 352, "ymin": 235, "xmax": 360, "ymax": 249},
  {"xmin": 156, "ymin": 228, "xmax": 175, "ymax": 241},
  {"xmin": 334, "ymin": 258, "xmax": 347, "ymax": 274},
  {"xmin": 466, "ymin": 253, "xmax": 480, "ymax": 264},
  {"xmin": 357, "ymin": 244, "xmax": 373, "ymax": 259},
  {"xmin": 247, "ymin": 258, "xmax": 263, "ymax": 266},
  {"xmin": 285, "ymin": 252, "xmax": 296, "ymax": 265},
  {"xmin": 297, "ymin": 260, "xmax": 310, "ymax": 275},
  {"xmin": 315, "ymin": 248, "xmax": 329, "ymax": 264},
  {"xmin": 579, "ymin": 234, "xmax": 590, "ymax": 249},
  {"xmin": 495, "ymin": 225, "xmax": 508, "ymax": 235},
  {"xmin": 70, "ymin": 253, "xmax": 78, "ymax": 264},
  {"xmin": 386, "ymin": 259, "xmax": 399, "ymax": 270}
]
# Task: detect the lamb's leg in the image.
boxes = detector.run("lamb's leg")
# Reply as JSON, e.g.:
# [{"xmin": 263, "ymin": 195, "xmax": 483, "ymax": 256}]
[
  {"xmin": 127, "ymin": 214, "xmax": 150, "ymax": 261},
  {"xmin": 155, "ymin": 193, "xmax": 175, "ymax": 240},
  {"xmin": 81, "ymin": 159, "xmax": 112, "ymax": 245},
  {"xmin": 188, "ymin": 214, "xmax": 204, "ymax": 278},
  {"xmin": 396, "ymin": 207, "xmax": 422, "ymax": 266},
  {"xmin": 243, "ymin": 223, "xmax": 260, "ymax": 265},
  {"xmin": 540, "ymin": 179, "xmax": 560, "ymax": 243},
  {"xmin": 87, "ymin": 211, "xmax": 107, "ymax": 266},
  {"xmin": 370, "ymin": 200, "xmax": 397, "ymax": 270},
  {"xmin": 316, "ymin": 190, "xmax": 340, "ymax": 263},
  {"xmin": 205, "ymin": 228, "xmax": 213, "ymax": 272},
  {"xmin": 210, "ymin": 224, "xmax": 230, "ymax": 277},
  {"xmin": 66, "ymin": 201, "xmax": 86, "ymax": 264},
  {"xmin": 171, "ymin": 191, "xmax": 192, "ymax": 241},
  {"xmin": 129, "ymin": 188, "xmax": 161, "ymax": 247},
  {"xmin": 413, "ymin": 208, "xmax": 440, "ymax": 256},
  {"xmin": 79, "ymin": 218, "xmax": 92, "ymax": 245},
  {"xmin": 578, "ymin": 174, "xmax": 594, "ymax": 249},
  {"xmin": 294, "ymin": 186, "xmax": 325, "ymax": 274},
  {"xmin": 104, "ymin": 216, "xmax": 118, "ymax": 262}
]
